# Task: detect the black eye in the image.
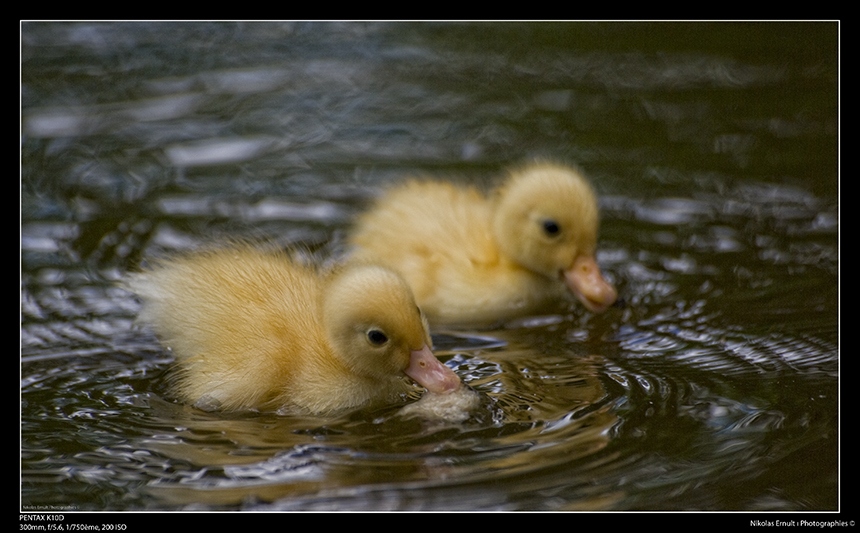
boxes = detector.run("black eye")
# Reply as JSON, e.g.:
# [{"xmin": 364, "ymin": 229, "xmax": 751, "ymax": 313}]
[
  {"xmin": 542, "ymin": 219, "xmax": 561, "ymax": 237},
  {"xmin": 367, "ymin": 329, "xmax": 388, "ymax": 345}
]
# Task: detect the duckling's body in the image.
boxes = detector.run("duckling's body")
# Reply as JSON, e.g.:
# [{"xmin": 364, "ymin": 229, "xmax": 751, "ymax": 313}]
[
  {"xmin": 126, "ymin": 247, "xmax": 460, "ymax": 415},
  {"xmin": 349, "ymin": 162, "xmax": 617, "ymax": 325}
]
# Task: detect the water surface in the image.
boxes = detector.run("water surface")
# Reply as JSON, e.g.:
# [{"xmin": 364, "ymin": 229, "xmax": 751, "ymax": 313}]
[{"xmin": 21, "ymin": 21, "xmax": 839, "ymax": 512}]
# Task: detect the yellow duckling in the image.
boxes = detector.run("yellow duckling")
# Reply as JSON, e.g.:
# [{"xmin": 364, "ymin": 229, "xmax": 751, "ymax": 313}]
[
  {"xmin": 348, "ymin": 162, "xmax": 617, "ymax": 325},
  {"xmin": 125, "ymin": 246, "xmax": 461, "ymax": 415}
]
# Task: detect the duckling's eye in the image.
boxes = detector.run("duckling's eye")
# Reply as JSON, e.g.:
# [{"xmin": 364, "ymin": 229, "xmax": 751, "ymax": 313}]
[
  {"xmin": 542, "ymin": 219, "xmax": 561, "ymax": 237},
  {"xmin": 367, "ymin": 329, "xmax": 389, "ymax": 346}
]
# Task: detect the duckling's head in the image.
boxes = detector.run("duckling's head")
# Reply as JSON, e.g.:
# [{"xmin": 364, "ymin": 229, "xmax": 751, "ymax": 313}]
[
  {"xmin": 321, "ymin": 264, "xmax": 460, "ymax": 393},
  {"xmin": 492, "ymin": 163, "xmax": 617, "ymax": 313}
]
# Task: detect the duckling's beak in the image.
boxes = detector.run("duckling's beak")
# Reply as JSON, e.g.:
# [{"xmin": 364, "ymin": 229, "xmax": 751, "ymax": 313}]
[
  {"xmin": 563, "ymin": 255, "xmax": 617, "ymax": 313},
  {"xmin": 405, "ymin": 345, "xmax": 461, "ymax": 394}
]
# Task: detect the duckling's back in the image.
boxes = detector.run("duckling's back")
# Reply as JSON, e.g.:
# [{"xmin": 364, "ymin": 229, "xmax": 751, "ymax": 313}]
[
  {"xmin": 351, "ymin": 181, "xmax": 494, "ymax": 288},
  {"xmin": 349, "ymin": 180, "xmax": 562, "ymax": 324},
  {"xmin": 127, "ymin": 248, "xmax": 327, "ymax": 412}
]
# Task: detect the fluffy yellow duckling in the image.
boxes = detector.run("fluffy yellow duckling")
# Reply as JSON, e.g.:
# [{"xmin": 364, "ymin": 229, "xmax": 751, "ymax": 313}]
[
  {"xmin": 348, "ymin": 162, "xmax": 617, "ymax": 325},
  {"xmin": 125, "ymin": 246, "xmax": 461, "ymax": 415}
]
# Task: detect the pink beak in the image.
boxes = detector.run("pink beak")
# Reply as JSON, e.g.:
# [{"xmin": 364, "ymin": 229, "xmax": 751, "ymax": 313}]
[
  {"xmin": 563, "ymin": 255, "xmax": 617, "ymax": 313},
  {"xmin": 404, "ymin": 345, "xmax": 461, "ymax": 394}
]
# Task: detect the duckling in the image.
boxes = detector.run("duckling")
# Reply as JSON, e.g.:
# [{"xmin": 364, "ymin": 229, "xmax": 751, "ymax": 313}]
[
  {"xmin": 348, "ymin": 162, "xmax": 617, "ymax": 325},
  {"xmin": 125, "ymin": 246, "xmax": 461, "ymax": 415}
]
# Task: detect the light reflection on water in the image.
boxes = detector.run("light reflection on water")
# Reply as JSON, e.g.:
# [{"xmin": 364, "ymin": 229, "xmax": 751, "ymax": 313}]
[{"xmin": 21, "ymin": 22, "xmax": 837, "ymax": 511}]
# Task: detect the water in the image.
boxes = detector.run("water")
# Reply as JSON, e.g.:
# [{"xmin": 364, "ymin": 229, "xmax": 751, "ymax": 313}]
[{"xmin": 21, "ymin": 22, "xmax": 839, "ymax": 514}]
